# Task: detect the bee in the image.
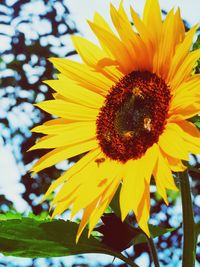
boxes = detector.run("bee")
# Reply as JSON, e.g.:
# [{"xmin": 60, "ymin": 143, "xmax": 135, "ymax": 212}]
[
  {"xmin": 123, "ymin": 131, "xmax": 134, "ymax": 139},
  {"xmin": 95, "ymin": 157, "xmax": 105, "ymax": 167},
  {"xmin": 132, "ymin": 86, "xmax": 144, "ymax": 99},
  {"xmin": 144, "ymin": 117, "xmax": 152, "ymax": 131}
]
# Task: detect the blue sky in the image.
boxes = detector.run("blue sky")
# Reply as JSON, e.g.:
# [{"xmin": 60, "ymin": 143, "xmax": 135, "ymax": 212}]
[{"xmin": 67, "ymin": 0, "xmax": 200, "ymax": 39}]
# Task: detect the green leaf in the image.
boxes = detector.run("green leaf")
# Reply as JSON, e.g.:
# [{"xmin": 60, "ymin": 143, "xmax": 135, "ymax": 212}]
[
  {"xmin": 0, "ymin": 214, "xmax": 139, "ymax": 266},
  {"xmin": 188, "ymin": 115, "xmax": 200, "ymax": 129},
  {"xmin": 133, "ymin": 225, "xmax": 175, "ymax": 245},
  {"xmin": 193, "ymin": 34, "xmax": 200, "ymax": 50},
  {"xmin": 194, "ymin": 120, "xmax": 200, "ymax": 129},
  {"xmin": 0, "ymin": 211, "xmax": 22, "ymax": 220},
  {"xmin": 0, "ymin": 217, "xmax": 107, "ymax": 258}
]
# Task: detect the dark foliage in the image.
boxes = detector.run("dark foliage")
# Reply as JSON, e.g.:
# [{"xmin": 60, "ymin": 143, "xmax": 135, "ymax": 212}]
[
  {"xmin": 96, "ymin": 213, "xmax": 139, "ymax": 252},
  {"xmin": 0, "ymin": 0, "xmax": 77, "ymax": 214}
]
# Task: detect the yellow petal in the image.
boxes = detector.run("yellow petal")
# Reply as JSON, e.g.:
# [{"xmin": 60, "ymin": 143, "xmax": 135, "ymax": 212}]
[
  {"xmin": 88, "ymin": 179, "xmax": 120, "ymax": 237},
  {"xmin": 110, "ymin": 3, "xmax": 134, "ymax": 41},
  {"xmin": 120, "ymin": 144, "xmax": 158, "ymax": 221},
  {"xmin": 31, "ymin": 122, "xmax": 82, "ymax": 135},
  {"xmin": 118, "ymin": 2, "xmax": 152, "ymax": 71},
  {"xmin": 49, "ymin": 58, "xmax": 113, "ymax": 94},
  {"xmin": 35, "ymin": 100, "xmax": 99, "ymax": 121},
  {"xmin": 170, "ymin": 96, "xmax": 198, "ymax": 111},
  {"xmin": 157, "ymin": 150, "xmax": 178, "ymax": 192},
  {"xmin": 92, "ymin": 12, "xmax": 115, "ymax": 59},
  {"xmin": 43, "ymin": 118, "xmax": 75, "ymax": 126},
  {"xmin": 169, "ymin": 101, "xmax": 200, "ymax": 120},
  {"xmin": 173, "ymin": 8, "xmax": 185, "ymax": 47},
  {"xmin": 88, "ymin": 198, "xmax": 110, "ymax": 237},
  {"xmin": 153, "ymin": 9, "xmax": 176, "ymax": 78},
  {"xmin": 100, "ymin": 175, "xmax": 122, "ymax": 205},
  {"xmin": 110, "ymin": 3, "xmax": 151, "ymax": 71},
  {"xmin": 168, "ymin": 122, "xmax": 200, "ymax": 154},
  {"xmin": 51, "ymin": 194, "xmax": 76, "ymax": 217},
  {"xmin": 29, "ymin": 122, "xmax": 96, "ymax": 150},
  {"xmin": 99, "ymin": 65, "xmax": 123, "ymax": 83},
  {"xmin": 170, "ymin": 49, "xmax": 200, "ymax": 89},
  {"xmin": 44, "ymin": 175, "xmax": 69, "ymax": 200},
  {"xmin": 142, "ymin": 144, "xmax": 159, "ymax": 183},
  {"xmin": 32, "ymin": 121, "xmax": 96, "ymax": 136},
  {"xmin": 31, "ymin": 139, "xmax": 98, "ymax": 174},
  {"xmin": 176, "ymin": 120, "xmax": 200, "ymax": 138},
  {"xmin": 183, "ymin": 142, "xmax": 200, "ymax": 154},
  {"xmin": 143, "ymin": 0, "xmax": 162, "ymax": 29},
  {"xmin": 120, "ymin": 160, "xmax": 146, "ymax": 220},
  {"xmin": 110, "ymin": 4, "xmax": 137, "ymax": 67},
  {"xmin": 158, "ymin": 125, "xmax": 189, "ymax": 160},
  {"xmin": 70, "ymin": 159, "xmax": 122, "ymax": 218},
  {"xmin": 143, "ymin": 0, "xmax": 162, "ymax": 46},
  {"xmin": 136, "ymin": 180, "xmax": 150, "ymax": 236},
  {"xmin": 44, "ymin": 75, "xmax": 105, "ymax": 109},
  {"xmin": 153, "ymin": 149, "xmax": 178, "ymax": 205},
  {"xmin": 131, "ymin": 6, "xmax": 155, "ymax": 70},
  {"xmin": 167, "ymin": 24, "xmax": 199, "ymax": 83},
  {"xmin": 130, "ymin": 6, "xmax": 152, "ymax": 48},
  {"xmin": 162, "ymin": 153, "xmax": 186, "ymax": 172},
  {"xmin": 51, "ymin": 159, "xmax": 122, "ymax": 241},
  {"xmin": 43, "ymin": 148, "xmax": 102, "ymax": 201},
  {"xmin": 172, "ymin": 75, "xmax": 200, "ymax": 98},
  {"xmin": 76, "ymin": 197, "xmax": 99, "ymax": 243},
  {"xmin": 88, "ymin": 20, "xmax": 133, "ymax": 74},
  {"xmin": 52, "ymin": 93, "xmax": 67, "ymax": 101},
  {"xmin": 93, "ymin": 12, "xmax": 113, "ymax": 34},
  {"xmin": 53, "ymin": 180, "xmax": 87, "ymax": 208},
  {"xmin": 51, "ymin": 154, "xmax": 108, "ymax": 205},
  {"xmin": 71, "ymin": 35, "xmax": 110, "ymax": 68}
]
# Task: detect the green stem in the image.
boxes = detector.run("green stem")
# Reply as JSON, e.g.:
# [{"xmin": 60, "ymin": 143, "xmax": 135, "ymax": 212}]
[
  {"xmin": 179, "ymin": 171, "xmax": 196, "ymax": 267},
  {"xmin": 146, "ymin": 236, "xmax": 160, "ymax": 267},
  {"xmin": 111, "ymin": 251, "xmax": 139, "ymax": 267}
]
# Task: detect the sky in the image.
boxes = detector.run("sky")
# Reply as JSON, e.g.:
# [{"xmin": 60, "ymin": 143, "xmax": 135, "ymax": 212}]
[
  {"xmin": 0, "ymin": 0, "xmax": 200, "ymax": 266},
  {"xmin": 67, "ymin": 0, "xmax": 200, "ymax": 40}
]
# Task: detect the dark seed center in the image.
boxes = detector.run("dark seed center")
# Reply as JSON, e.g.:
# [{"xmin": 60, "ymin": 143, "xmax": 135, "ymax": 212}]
[{"xmin": 96, "ymin": 71, "xmax": 171, "ymax": 163}]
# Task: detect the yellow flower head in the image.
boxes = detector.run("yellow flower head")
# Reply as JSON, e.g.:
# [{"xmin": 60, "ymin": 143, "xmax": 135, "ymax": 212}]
[{"xmin": 30, "ymin": 0, "xmax": 200, "ymax": 242}]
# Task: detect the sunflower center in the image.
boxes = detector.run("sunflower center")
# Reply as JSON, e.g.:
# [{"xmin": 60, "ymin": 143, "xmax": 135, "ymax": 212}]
[{"xmin": 96, "ymin": 71, "xmax": 171, "ymax": 163}]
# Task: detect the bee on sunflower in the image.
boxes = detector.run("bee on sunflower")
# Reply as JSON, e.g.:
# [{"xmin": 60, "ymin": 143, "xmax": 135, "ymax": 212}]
[{"xmin": 29, "ymin": 0, "xmax": 200, "ymax": 242}]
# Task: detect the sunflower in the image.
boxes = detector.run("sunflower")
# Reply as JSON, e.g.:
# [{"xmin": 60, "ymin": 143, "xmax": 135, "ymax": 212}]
[{"xmin": 30, "ymin": 0, "xmax": 200, "ymax": 242}]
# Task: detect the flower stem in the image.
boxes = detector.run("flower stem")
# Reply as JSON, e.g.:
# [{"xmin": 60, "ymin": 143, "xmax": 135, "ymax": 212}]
[
  {"xmin": 179, "ymin": 171, "xmax": 196, "ymax": 267},
  {"xmin": 146, "ymin": 236, "xmax": 160, "ymax": 267}
]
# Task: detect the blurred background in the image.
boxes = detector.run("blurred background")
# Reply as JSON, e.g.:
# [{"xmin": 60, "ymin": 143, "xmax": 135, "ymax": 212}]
[{"xmin": 0, "ymin": 0, "xmax": 200, "ymax": 266}]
